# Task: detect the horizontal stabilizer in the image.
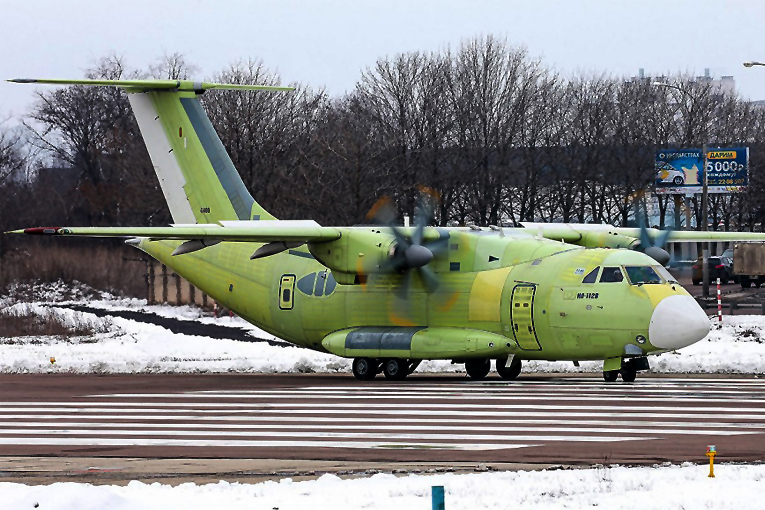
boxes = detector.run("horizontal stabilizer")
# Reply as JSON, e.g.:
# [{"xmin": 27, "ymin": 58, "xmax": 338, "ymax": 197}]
[
  {"xmin": 7, "ymin": 78, "xmax": 294, "ymax": 92},
  {"xmin": 9, "ymin": 221, "xmax": 341, "ymax": 244}
]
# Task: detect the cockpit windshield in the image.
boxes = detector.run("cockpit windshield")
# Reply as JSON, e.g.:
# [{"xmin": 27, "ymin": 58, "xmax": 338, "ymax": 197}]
[
  {"xmin": 654, "ymin": 265, "xmax": 679, "ymax": 284},
  {"xmin": 624, "ymin": 266, "xmax": 663, "ymax": 285},
  {"xmin": 599, "ymin": 267, "xmax": 624, "ymax": 283}
]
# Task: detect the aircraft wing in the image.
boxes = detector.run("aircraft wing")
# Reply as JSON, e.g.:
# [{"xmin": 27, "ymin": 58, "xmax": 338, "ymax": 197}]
[
  {"xmin": 614, "ymin": 228, "xmax": 765, "ymax": 243},
  {"xmin": 9, "ymin": 220, "xmax": 342, "ymax": 243},
  {"xmin": 520, "ymin": 222, "xmax": 765, "ymax": 243}
]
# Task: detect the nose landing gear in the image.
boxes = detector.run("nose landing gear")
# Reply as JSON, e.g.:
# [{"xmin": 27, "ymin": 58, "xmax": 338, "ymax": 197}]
[
  {"xmin": 496, "ymin": 356, "xmax": 522, "ymax": 380},
  {"xmin": 602, "ymin": 357, "xmax": 649, "ymax": 383}
]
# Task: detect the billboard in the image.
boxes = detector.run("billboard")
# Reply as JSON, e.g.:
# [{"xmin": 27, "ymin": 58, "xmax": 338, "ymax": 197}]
[{"xmin": 655, "ymin": 147, "xmax": 748, "ymax": 194}]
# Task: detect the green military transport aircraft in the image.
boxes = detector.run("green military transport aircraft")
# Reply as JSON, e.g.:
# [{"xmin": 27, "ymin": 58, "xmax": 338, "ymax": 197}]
[{"xmin": 8, "ymin": 78, "xmax": 764, "ymax": 383}]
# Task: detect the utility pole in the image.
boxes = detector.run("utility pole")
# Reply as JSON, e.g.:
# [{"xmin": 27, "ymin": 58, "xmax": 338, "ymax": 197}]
[
  {"xmin": 652, "ymin": 80, "xmax": 712, "ymax": 296},
  {"xmin": 701, "ymin": 144, "xmax": 710, "ymax": 297}
]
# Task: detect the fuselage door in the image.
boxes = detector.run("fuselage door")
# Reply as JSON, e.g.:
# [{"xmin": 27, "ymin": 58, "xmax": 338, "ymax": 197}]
[
  {"xmin": 511, "ymin": 284, "xmax": 542, "ymax": 350},
  {"xmin": 279, "ymin": 274, "xmax": 296, "ymax": 310}
]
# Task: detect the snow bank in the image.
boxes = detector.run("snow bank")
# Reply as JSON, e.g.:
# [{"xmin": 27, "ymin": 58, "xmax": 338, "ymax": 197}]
[{"xmin": 3, "ymin": 463, "xmax": 765, "ymax": 510}]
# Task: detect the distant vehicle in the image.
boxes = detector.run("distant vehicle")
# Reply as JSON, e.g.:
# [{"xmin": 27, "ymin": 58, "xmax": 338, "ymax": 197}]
[
  {"xmin": 692, "ymin": 256, "xmax": 732, "ymax": 285},
  {"xmin": 734, "ymin": 243, "xmax": 765, "ymax": 288},
  {"xmin": 721, "ymin": 248, "xmax": 737, "ymax": 283},
  {"xmin": 657, "ymin": 165, "xmax": 685, "ymax": 186}
]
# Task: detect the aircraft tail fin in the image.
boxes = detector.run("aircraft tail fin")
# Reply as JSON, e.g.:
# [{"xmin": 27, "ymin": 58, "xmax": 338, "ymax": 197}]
[{"xmin": 8, "ymin": 78, "xmax": 293, "ymax": 223}]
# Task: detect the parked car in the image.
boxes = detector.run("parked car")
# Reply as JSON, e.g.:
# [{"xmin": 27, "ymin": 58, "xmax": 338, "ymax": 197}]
[
  {"xmin": 721, "ymin": 248, "xmax": 738, "ymax": 283},
  {"xmin": 692, "ymin": 256, "xmax": 733, "ymax": 285}
]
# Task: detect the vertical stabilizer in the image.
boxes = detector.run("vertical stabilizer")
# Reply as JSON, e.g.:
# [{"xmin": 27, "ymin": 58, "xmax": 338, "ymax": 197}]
[
  {"xmin": 8, "ymin": 78, "xmax": 292, "ymax": 224},
  {"xmin": 128, "ymin": 90, "xmax": 275, "ymax": 223}
]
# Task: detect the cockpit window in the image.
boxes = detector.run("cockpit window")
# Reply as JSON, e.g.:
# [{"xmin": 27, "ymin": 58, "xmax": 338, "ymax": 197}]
[
  {"xmin": 654, "ymin": 265, "xmax": 679, "ymax": 284},
  {"xmin": 599, "ymin": 267, "xmax": 624, "ymax": 283},
  {"xmin": 625, "ymin": 266, "xmax": 663, "ymax": 285},
  {"xmin": 582, "ymin": 267, "xmax": 600, "ymax": 284}
]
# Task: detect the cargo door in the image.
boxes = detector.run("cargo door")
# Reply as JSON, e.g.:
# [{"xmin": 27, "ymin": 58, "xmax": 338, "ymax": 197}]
[{"xmin": 511, "ymin": 284, "xmax": 541, "ymax": 350}]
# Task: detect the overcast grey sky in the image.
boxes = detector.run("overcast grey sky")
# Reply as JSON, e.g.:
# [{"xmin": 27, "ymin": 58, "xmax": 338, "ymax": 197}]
[{"xmin": 2, "ymin": 0, "xmax": 765, "ymax": 119}]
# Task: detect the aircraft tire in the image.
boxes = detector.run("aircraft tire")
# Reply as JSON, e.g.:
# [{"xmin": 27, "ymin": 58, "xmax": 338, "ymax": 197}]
[
  {"xmin": 465, "ymin": 359, "xmax": 491, "ymax": 380},
  {"xmin": 620, "ymin": 369, "xmax": 637, "ymax": 382},
  {"xmin": 383, "ymin": 358, "xmax": 408, "ymax": 380},
  {"xmin": 496, "ymin": 356, "xmax": 522, "ymax": 380},
  {"xmin": 603, "ymin": 370, "xmax": 619, "ymax": 382},
  {"xmin": 352, "ymin": 357, "xmax": 377, "ymax": 380}
]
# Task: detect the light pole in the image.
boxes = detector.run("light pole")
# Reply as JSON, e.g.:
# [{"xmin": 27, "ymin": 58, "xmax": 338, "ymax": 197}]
[
  {"xmin": 652, "ymin": 81, "xmax": 711, "ymax": 297},
  {"xmin": 743, "ymin": 61, "xmax": 765, "ymax": 68}
]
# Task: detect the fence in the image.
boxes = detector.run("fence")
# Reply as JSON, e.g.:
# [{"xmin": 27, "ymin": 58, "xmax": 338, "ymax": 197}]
[{"xmin": 146, "ymin": 260, "xmax": 211, "ymax": 308}]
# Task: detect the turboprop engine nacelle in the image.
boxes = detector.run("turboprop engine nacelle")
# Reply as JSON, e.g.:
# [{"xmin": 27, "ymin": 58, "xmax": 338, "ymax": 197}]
[
  {"xmin": 308, "ymin": 229, "xmax": 401, "ymax": 285},
  {"xmin": 580, "ymin": 231, "xmax": 640, "ymax": 250}
]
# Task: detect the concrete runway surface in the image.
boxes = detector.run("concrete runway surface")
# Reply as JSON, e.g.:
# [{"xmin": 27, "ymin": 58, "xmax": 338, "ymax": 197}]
[{"xmin": 1, "ymin": 373, "xmax": 764, "ymax": 484}]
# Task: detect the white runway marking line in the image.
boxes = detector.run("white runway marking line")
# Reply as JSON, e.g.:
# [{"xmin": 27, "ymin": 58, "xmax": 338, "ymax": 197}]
[
  {"xmin": 2, "ymin": 401, "xmax": 762, "ymax": 413},
  {"xmin": 0, "ymin": 415, "xmax": 763, "ymax": 430},
  {"xmin": 0, "ymin": 421, "xmax": 754, "ymax": 437},
  {"xmin": 2, "ymin": 409, "xmax": 765, "ymax": 421},
  {"xmin": 90, "ymin": 392, "xmax": 765, "ymax": 404},
  {"xmin": 0, "ymin": 428, "xmax": 655, "ymax": 444},
  {"xmin": 0, "ymin": 437, "xmax": 530, "ymax": 451},
  {"xmin": 188, "ymin": 388, "xmax": 765, "ymax": 397}
]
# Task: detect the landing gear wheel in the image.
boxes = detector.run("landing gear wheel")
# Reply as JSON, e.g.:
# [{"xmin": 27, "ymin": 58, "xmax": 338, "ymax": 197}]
[
  {"xmin": 383, "ymin": 358, "xmax": 408, "ymax": 380},
  {"xmin": 465, "ymin": 359, "xmax": 491, "ymax": 380},
  {"xmin": 352, "ymin": 357, "xmax": 377, "ymax": 380},
  {"xmin": 603, "ymin": 370, "xmax": 619, "ymax": 382},
  {"xmin": 496, "ymin": 356, "xmax": 522, "ymax": 380},
  {"xmin": 620, "ymin": 369, "xmax": 637, "ymax": 382}
]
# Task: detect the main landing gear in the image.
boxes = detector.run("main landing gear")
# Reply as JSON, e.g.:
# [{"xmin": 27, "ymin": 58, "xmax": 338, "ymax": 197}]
[
  {"xmin": 602, "ymin": 357, "xmax": 649, "ymax": 383},
  {"xmin": 351, "ymin": 357, "xmax": 421, "ymax": 381},
  {"xmin": 464, "ymin": 357, "xmax": 522, "ymax": 381}
]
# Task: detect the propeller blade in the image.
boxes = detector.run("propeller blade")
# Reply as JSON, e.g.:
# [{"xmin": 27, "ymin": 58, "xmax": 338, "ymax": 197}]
[
  {"xmin": 424, "ymin": 230, "xmax": 450, "ymax": 256},
  {"xmin": 395, "ymin": 270, "xmax": 414, "ymax": 300},
  {"xmin": 655, "ymin": 228, "xmax": 673, "ymax": 248},
  {"xmin": 418, "ymin": 266, "xmax": 440, "ymax": 293},
  {"xmin": 366, "ymin": 196, "xmax": 397, "ymax": 225},
  {"xmin": 388, "ymin": 224, "xmax": 411, "ymax": 251},
  {"xmin": 638, "ymin": 219, "xmax": 652, "ymax": 252}
]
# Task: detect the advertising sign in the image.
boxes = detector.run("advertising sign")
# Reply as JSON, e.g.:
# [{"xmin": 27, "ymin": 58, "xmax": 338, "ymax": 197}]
[{"xmin": 655, "ymin": 147, "xmax": 748, "ymax": 194}]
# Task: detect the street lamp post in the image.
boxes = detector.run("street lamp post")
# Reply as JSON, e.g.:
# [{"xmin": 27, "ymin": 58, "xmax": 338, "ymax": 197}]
[
  {"xmin": 743, "ymin": 61, "xmax": 765, "ymax": 68},
  {"xmin": 652, "ymin": 81, "xmax": 711, "ymax": 296}
]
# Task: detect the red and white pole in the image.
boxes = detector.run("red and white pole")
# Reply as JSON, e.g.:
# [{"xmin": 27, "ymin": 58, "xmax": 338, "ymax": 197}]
[{"xmin": 717, "ymin": 277, "xmax": 723, "ymax": 328}]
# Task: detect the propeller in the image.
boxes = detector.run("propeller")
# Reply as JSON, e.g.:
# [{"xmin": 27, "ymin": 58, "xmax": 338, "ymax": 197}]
[
  {"xmin": 366, "ymin": 191, "xmax": 449, "ymax": 294},
  {"xmin": 636, "ymin": 212, "xmax": 672, "ymax": 266}
]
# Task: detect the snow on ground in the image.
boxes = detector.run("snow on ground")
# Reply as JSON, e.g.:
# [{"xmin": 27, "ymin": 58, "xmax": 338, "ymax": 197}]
[
  {"xmin": 1, "ymin": 281, "xmax": 765, "ymax": 375},
  {"xmin": 3, "ymin": 463, "xmax": 765, "ymax": 510}
]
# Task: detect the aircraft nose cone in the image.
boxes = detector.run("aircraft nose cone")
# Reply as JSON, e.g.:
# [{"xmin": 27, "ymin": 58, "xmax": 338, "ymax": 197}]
[{"xmin": 649, "ymin": 295, "xmax": 710, "ymax": 350}]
